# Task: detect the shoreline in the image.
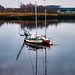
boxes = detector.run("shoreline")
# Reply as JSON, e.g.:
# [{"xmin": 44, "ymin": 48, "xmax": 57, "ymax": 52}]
[{"xmin": 0, "ymin": 12, "xmax": 75, "ymax": 20}]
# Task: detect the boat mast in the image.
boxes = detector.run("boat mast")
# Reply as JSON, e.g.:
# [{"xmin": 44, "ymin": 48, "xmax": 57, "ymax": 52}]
[
  {"xmin": 16, "ymin": 41, "xmax": 25, "ymax": 61},
  {"xmin": 45, "ymin": 47, "xmax": 47, "ymax": 75},
  {"xmin": 35, "ymin": 2, "xmax": 37, "ymax": 36},
  {"xmin": 18, "ymin": 0, "xmax": 19, "ymax": 8},
  {"xmin": 36, "ymin": 49, "xmax": 38, "ymax": 75},
  {"xmin": 44, "ymin": 0, "xmax": 46, "ymax": 38}
]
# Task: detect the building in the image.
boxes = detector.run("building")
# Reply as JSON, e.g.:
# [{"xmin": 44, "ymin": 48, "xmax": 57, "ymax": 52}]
[
  {"xmin": 57, "ymin": 8, "xmax": 75, "ymax": 13},
  {"xmin": 47, "ymin": 5, "xmax": 75, "ymax": 13},
  {"xmin": 47, "ymin": 5, "xmax": 61, "ymax": 9}
]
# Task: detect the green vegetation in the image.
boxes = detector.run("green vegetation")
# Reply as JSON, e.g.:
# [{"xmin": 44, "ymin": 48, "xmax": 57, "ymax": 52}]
[
  {"xmin": 0, "ymin": 3, "xmax": 75, "ymax": 20},
  {"xmin": 0, "ymin": 12, "xmax": 57, "ymax": 20},
  {"xmin": 0, "ymin": 12, "xmax": 75, "ymax": 20}
]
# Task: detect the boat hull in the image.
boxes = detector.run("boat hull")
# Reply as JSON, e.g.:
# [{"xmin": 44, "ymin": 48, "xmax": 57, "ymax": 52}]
[
  {"xmin": 24, "ymin": 39, "xmax": 43, "ymax": 44},
  {"xmin": 43, "ymin": 40, "xmax": 50, "ymax": 44}
]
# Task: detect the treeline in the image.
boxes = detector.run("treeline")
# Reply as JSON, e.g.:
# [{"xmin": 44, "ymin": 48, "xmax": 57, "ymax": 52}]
[{"xmin": 0, "ymin": 3, "xmax": 57, "ymax": 13}]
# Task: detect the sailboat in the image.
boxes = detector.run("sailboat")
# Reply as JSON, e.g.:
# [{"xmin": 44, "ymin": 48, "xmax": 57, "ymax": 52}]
[
  {"xmin": 40, "ymin": 0, "xmax": 50, "ymax": 44},
  {"xmin": 24, "ymin": 2, "xmax": 43, "ymax": 44},
  {"xmin": 24, "ymin": 1, "xmax": 50, "ymax": 44},
  {"xmin": 16, "ymin": 37, "xmax": 51, "ymax": 61}
]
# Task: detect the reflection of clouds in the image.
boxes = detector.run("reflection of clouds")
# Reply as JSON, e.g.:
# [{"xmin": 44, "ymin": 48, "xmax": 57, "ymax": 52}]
[
  {"xmin": 0, "ymin": 20, "xmax": 75, "ymax": 75},
  {"xmin": 47, "ymin": 52, "xmax": 75, "ymax": 75},
  {"xmin": 0, "ymin": 63, "xmax": 34, "ymax": 75},
  {"xmin": 47, "ymin": 44, "xmax": 75, "ymax": 75},
  {"xmin": 0, "ymin": 67, "xmax": 19, "ymax": 75},
  {"xmin": 58, "ymin": 23, "xmax": 75, "ymax": 36}
]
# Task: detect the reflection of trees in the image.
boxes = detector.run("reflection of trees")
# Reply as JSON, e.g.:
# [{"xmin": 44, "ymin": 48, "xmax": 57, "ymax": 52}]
[
  {"xmin": 1, "ymin": 20, "xmax": 75, "ymax": 30},
  {"xmin": 0, "ymin": 20, "xmax": 58, "ymax": 29},
  {"xmin": 1, "ymin": 20, "xmax": 75, "ymax": 29},
  {"xmin": 20, "ymin": 20, "xmax": 58, "ymax": 30}
]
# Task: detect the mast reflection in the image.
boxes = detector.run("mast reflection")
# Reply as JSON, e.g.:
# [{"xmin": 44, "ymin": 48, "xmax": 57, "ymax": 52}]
[{"xmin": 16, "ymin": 37, "xmax": 53, "ymax": 75}]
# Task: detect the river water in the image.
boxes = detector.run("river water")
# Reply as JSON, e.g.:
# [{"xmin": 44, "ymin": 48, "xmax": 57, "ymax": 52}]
[{"xmin": 0, "ymin": 20, "xmax": 75, "ymax": 75}]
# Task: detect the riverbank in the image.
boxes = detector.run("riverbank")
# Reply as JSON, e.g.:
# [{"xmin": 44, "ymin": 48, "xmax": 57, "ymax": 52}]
[{"xmin": 0, "ymin": 12, "xmax": 75, "ymax": 20}]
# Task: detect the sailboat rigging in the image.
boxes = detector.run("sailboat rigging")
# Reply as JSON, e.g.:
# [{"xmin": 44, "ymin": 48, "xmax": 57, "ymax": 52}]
[
  {"xmin": 16, "ymin": 37, "xmax": 51, "ymax": 75},
  {"xmin": 24, "ymin": 2, "xmax": 43, "ymax": 44},
  {"xmin": 40, "ymin": 0, "xmax": 50, "ymax": 44},
  {"xmin": 24, "ymin": 2, "xmax": 51, "ymax": 45}
]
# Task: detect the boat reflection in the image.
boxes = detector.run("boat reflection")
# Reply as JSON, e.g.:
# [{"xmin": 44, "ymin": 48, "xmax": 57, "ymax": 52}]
[
  {"xmin": 25, "ymin": 42, "xmax": 51, "ymax": 51},
  {"xmin": 17, "ymin": 40, "xmax": 52, "ymax": 75},
  {"xmin": 16, "ymin": 37, "xmax": 53, "ymax": 75},
  {"xmin": 16, "ymin": 39, "xmax": 52, "ymax": 60}
]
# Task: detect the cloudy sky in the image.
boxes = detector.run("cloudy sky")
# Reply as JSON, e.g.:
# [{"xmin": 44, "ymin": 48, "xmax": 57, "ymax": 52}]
[{"xmin": 0, "ymin": 0, "xmax": 75, "ymax": 8}]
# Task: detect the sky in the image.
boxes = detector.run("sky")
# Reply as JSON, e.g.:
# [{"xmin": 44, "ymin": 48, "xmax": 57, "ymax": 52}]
[{"xmin": 0, "ymin": 0, "xmax": 75, "ymax": 8}]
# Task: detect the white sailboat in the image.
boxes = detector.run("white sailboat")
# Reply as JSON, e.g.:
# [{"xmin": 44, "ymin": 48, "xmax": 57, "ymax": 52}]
[
  {"xmin": 25, "ymin": 1, "xmax": 51, "ymax": 44},
  {"xmin": 24, "ymin": 2, "xmax": 43, "ymax": 44}
]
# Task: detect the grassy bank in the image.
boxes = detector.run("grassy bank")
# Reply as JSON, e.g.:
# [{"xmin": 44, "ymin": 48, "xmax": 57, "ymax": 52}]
[{"xmin": 0, "ymin": 12, "xmax": 75, "ymax": 20}]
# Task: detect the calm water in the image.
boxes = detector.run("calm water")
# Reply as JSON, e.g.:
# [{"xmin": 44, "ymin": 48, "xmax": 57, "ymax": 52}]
[{"xmin": 0, "ymin": 20, "xmax": 75, "ymax": 75}]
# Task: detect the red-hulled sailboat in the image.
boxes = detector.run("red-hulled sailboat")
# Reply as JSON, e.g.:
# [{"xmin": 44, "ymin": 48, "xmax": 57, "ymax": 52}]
[{"xmin": 42, "ymin": 0, "xmax": 50, "ymax": 44}]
